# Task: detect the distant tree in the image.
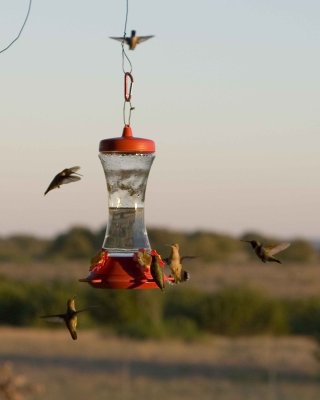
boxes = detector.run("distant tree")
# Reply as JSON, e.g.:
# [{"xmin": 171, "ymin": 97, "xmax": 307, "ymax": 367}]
[
  {"xmin": 0, "ymin": 235, "xmax": 49, "ymax": 262},
  {"xmin": 93, "ymin": 226, "xmax": 106, "ymax": 249},
  {"xmin": 0, "ymin": 226, "xmax": 318, "ymax": 264},
  {"xmin": 45, "ymin": 226, "xmax": 96, "ymax": 259},
  {"xmin": 186, "ymin": 231, "xmax": 243, "ymax": 262},
  {"xmin": 282, "ymin": 239, "xmax": 319, "ymax": 263}
]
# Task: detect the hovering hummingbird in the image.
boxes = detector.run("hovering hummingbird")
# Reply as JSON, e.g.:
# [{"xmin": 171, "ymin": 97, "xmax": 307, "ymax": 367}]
[
  {"xmin": 110, "ymin": 30, "xmax": 154, "ymax": 50},
  {"xmin": 163, "ymin": 243, "xmax": 194, "ymax": 284},
  {"xmin": 150, "ymin": 252, "xmax": 165, "ymax": 291},
  {"xmin": 242, "ymin": 240, "xmax": 290, "ymax": 264},
  {"xmin": 44, "ymin": 166, "xmax": 82, "ymax": 195},
  {"xmin": 40, "ymin": 298, "xmax": 93, "ymax": 340}
]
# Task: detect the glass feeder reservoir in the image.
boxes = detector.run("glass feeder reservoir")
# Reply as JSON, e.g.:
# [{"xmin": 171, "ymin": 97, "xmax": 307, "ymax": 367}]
[
  {"xmin": 80, "ymin": 125, "xmax": 169, "ymax": 289},
  {"xmin": 100, "ymin": 138, "xmax": 154, "ymax": 252}
]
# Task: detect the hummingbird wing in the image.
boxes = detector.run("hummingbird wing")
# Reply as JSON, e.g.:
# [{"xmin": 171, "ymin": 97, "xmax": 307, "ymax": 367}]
[
  {"xmin": 110, "ymin": 36, "xmax": 127, "ymax": 43},
  {"xmin": 137, "ymin": 35, "xmax": 154, "ymax": 43},
  {"xmin": 75, "ymin": 306, "xmax": 98, "ymax": 314},
  {"xmin": 265, "ymin": 243, "xmax": 290, "ymax": 256},
  {"xmin": 68, "ymin": 166, "xmax": 81, "ymax": 174},
  {"xmin": 180, "ymin": 256, "xmax": 197, "ymax": 262},
  {"xmin": 40, "ymin": 313, "xmax": 65, "ymax": 322},
  {"xmin": 60, "ymin": 175, "xmax": 81, "ymax": 185}
]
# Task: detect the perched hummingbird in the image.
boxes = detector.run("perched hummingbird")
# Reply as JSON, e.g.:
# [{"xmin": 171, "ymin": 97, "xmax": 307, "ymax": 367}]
[
  {"xmin": 40, "ymin": 298, "xmax": 92, "ymax": 340},
  {"xmin": 110, "ymin": 30, "xmax": 154, "ymax": 50},
  {"xmin": 89, "ymin": 249, "xmax": 109, "ymax": 272},
  {"xmin": 163, "ymin": 243, "xmax": 194, "ymax": 284},
  {"xmin": 242, "ymin": 240, "xmax": 290, "ymax": 264},
  {"xmin": 150, "ymin": 252, "xmax": 165, "ymax": 291},
  {"xmin": 135, "ymin": 249, "xmax": 152, "ymax": 269},
  {"xmin": 44, "ymin": 166, "xmax": 82, "ymax": 195}
]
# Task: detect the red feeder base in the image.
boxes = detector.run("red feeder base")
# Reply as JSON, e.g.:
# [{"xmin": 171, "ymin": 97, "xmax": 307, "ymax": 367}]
[{"xmin": 79, "ymin": 249, "xmax": 172, "ymax": 289}]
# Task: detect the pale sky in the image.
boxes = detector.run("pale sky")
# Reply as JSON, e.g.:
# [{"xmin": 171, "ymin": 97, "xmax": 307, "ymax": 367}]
[{"xmin": 0, "ymin": 0, "xmax": 319, "ymax": 239}]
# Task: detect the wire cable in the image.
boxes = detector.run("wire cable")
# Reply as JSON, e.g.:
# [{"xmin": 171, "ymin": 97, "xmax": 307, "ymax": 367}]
[
  {"xmin": 121, "ymin": 0, "xmax": 132, "ymax": 74},
  {"xmin": 0, "ymin": 0, "xmax": 32, "ymax": 54},
  {"xmin": 123, "ymin": 0, "xmax": 129, "ymax": 38}
]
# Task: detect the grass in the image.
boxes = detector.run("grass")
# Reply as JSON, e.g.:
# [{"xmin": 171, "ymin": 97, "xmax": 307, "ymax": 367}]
[{"xmin": 0, "ymin": 328, "xmax": 320, "ymax": 400}]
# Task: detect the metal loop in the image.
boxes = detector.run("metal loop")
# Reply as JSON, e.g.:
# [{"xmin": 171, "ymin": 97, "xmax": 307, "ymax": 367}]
[{"xmin": 123, "ymin": 100, "xmax": 135, "ymax": 125}]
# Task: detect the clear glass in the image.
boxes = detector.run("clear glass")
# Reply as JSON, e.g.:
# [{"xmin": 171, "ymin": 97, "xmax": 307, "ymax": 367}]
[{"xmin": 99, "ymin": 152, "xmax": 155, "ymax": 253}]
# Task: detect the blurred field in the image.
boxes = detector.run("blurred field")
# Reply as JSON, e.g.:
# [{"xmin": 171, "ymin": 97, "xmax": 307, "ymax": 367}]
[
  {"xmin": 0, "ymin": 327, "xmax": 320, "ymax": 400},
  {"xmin": 1, "ymin": 260, "xmax": 320, "ymax": 399},
  {"xmin": 186, "ymin": 262, "xmax": 320, "ymax": 299},
  {"xmin": 1, "ymin": 260, "xmax": 320, "ymax": 298}
]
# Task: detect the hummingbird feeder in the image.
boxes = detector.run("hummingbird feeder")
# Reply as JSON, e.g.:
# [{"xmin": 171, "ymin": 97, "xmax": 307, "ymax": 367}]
[{"xmin": 79, "ymin": 124, "xmax": 170, "ymax": 289}]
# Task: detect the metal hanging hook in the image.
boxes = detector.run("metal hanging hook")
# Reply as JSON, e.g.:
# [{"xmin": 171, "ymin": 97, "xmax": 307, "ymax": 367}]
[
  {"xmin": 123, "ymin": 72, "xmax": 134, "ymax": 125},
  {"xmin": 124, "ymin": 72, "xmax": 134, "ymax": 102}
]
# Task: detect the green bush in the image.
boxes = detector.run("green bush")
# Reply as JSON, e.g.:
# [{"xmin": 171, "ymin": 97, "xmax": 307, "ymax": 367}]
[
  {"xmin": 285, "ymin": 297, "xmax": 320, "ymax": 335},
  {"xmin": 165, "ymin": 316, "xmax": 200, "ymax": 341},
  {"xmin": 1, "ymin": 277, "xmax": 320, "ymax": 339},
  {"xmin": 0, "ymin": 282, "xmax": 35, "ymax": 325},
  {"xmin": 197, "ymin": 287, "xmax": 288, "ymax": 336}
]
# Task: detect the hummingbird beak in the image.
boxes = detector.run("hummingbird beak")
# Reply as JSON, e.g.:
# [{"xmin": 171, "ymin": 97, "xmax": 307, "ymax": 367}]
[{"xmin": 241, "ymin": 240, "xmax": 250, "ymax": 243}]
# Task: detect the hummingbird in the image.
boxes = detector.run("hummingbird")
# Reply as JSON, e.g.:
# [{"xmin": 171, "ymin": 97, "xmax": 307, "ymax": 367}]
[
  {"xmin": 110, "ymin": 30, "xmax": 154, "ymax": 50},
  {"xmin": 163, "ymin": 243, "xmax": 194, "ymax": 284},
  {"xmin": 242, "ymin": 240, "xmax": 290, "ymax": 264},
  {"xmin": 89, "ymin": 249, "xmax": 109, "ymax": 272},
  {"xmin": 150, "ymin": 251, "xmax": 165, "ymax": 291},
  {"xmin": 135, "ymin": 249, "xmax": 152, "ymax": 269},
  {"xmin": 40, "ymin": 298, "xmax": 92, "ymax": 340},
  {"xmin": 44, "ymin": 166, "xmax": 82, "ymax": 195}
]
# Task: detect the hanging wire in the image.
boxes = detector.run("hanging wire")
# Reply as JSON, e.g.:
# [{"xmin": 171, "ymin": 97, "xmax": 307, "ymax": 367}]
[
  {"xmin": 121, "ymin": 0, "xmax": 132, "ymax": 74},
  {"xmin": 0, "ymin": 0, "xmax": 32, "ymax": 54},
  {"xmin": 121, "ymin": 0, "xmax": 134, "ymax": 125}
]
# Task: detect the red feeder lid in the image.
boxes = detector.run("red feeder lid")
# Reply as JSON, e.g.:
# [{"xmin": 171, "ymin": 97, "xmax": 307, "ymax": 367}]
[{"xmin": 99, "ymin": 125, "xmax": 155, "ymax": 153}]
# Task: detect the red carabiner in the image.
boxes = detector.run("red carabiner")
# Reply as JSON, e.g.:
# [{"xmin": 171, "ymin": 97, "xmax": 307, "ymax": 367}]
[{"xmin": 124, "ymin": 72, "xmax": 134, "ymax": 102}]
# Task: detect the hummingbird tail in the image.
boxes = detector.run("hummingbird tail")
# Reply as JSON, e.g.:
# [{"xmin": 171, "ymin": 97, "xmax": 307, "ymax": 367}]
[
  {"xmin": 266, "ymin": 256, "xmax": 282, "ymax": 264},
  {"xmin": 182, "ymin": 270, "xmax": 191, "ymax": 282},
  {"xmin": 71, "ymin": 330, "xmax": 77, "ymax": 340}
]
